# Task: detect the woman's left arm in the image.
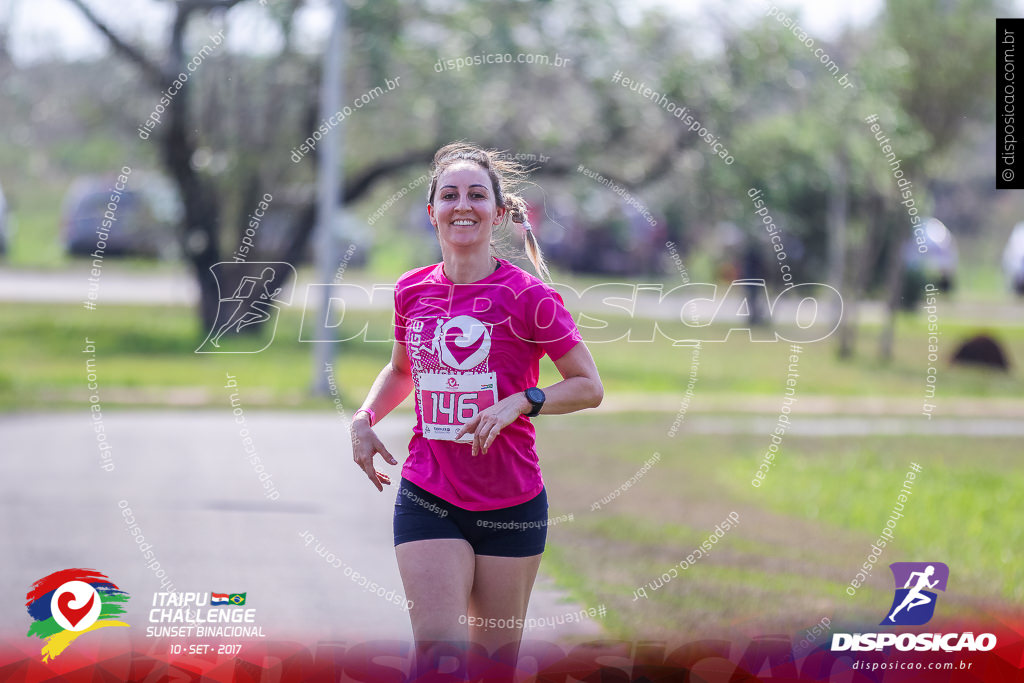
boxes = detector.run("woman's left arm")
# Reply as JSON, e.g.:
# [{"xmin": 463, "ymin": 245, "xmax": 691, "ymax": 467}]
[
  {"xmin": 457, "ymin": 342, "xmax": 603, "ymax": 455},
  {"xmin": 530, "ymin": 342, "xmax": 604, "ymax": 415}
]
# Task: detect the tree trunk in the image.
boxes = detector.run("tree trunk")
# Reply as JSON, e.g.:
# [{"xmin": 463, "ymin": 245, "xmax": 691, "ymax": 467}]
[
  {"xmin": 839, "ymin": 195, "xmax": 889, "ymax": 359},
  {"xmin": 161, "ymin": 35, "xmax": 223, "ymax": 331},
  {"xmin": 878, "ymin": 229, "xmax": 906, "ymax": 362},
  {"xmin": 827, "ymin": 149, "xmax": 852, "ymax": 358}
]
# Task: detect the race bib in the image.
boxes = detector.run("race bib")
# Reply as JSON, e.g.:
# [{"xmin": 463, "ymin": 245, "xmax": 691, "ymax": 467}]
[{"xmin": 418, "ymin": 372, "xmax": 498, "ymax": 442}]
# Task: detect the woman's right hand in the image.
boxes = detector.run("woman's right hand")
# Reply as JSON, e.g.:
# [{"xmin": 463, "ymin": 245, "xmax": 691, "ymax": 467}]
[{"xmin": 351, "ymin": 415, "xmax": 398, "ymax": 492}]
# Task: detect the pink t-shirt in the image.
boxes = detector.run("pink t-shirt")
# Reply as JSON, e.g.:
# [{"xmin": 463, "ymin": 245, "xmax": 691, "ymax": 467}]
[{"xmin": 393, "ymin": 258, "xmax": 582, "ymax": 511}]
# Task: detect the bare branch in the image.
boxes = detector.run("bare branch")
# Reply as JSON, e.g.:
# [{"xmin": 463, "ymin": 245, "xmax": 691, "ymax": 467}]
[
  {"xmin": 343, "ymin": 148, "xmax": 435, "ymax": 203},
  {"xmin": 278, "ymin": 148, "xmax": 435, "ymax": 265},
  {"xmin": 63, "ymin": 0, "xmax": 165, "ymax": 87},
  {"xmin": 179, "ymin": 0, "xmax": 247, "ymax": 10}
]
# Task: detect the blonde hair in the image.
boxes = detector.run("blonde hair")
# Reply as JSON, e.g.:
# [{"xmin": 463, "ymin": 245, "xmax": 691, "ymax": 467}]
[{"xmin": 427, "ymin": 142, "xmax": 550, "ymax": 280}]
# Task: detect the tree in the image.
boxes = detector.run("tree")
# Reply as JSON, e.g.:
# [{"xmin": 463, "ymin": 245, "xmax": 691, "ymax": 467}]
[
  {"xmin": 871, "ymin": 0, "xmax": 1005, "ymax": 360},
  {"xmin": 64, "ymin": 0, "xmax": 433, "ymax": 330},
  {"xmin": 66, "ymin": 0, "xmax": 253, "ymax": 329}
]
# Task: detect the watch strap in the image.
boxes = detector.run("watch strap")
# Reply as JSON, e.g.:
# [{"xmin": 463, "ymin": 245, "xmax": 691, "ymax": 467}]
[{"xmin": 525, "ymin": 388, "xmax": 544, "ymax": 417}]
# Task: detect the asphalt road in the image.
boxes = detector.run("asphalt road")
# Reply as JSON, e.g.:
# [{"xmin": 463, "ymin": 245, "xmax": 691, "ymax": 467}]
[{"xmin": 0, "ymin": 410, "xmax": 603, "ymax": 645}]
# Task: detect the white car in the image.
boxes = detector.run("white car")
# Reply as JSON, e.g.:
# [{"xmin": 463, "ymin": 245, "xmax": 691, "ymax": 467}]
[
  {"xmin": 903, "ymin": 217, "xmax": 958, "ymax": 292},
  {"xmin": 1003, "ymin": 222, "xmax": 1024, "ymax": 295}
]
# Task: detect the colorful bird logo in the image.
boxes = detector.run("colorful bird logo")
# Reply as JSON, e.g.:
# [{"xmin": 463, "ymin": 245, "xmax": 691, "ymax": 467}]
[{"xmin": 25, "ymin": 569, "xmax": 130, "ymax": 661}]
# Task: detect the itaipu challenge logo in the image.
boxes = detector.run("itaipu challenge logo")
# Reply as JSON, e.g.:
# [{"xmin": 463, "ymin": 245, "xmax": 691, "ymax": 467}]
[{"xmin": 25, "ymin": 569, "xmax": 130, "ymax": 661}]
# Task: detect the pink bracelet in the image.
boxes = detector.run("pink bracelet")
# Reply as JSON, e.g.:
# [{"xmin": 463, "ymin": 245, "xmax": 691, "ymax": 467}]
[{"xmin": 354, "ymin": 408, "xmax": 376, "ymax": 427}]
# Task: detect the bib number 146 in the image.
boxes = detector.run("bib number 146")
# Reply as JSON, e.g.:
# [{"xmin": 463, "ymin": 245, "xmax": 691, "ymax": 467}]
[
  {"xmin": 430, "ymin": 391, "xmax": 484, "ymax": 424},
  {"xmin": 418, "ymin": 372, "xmax": 498, "ymax": 442}
]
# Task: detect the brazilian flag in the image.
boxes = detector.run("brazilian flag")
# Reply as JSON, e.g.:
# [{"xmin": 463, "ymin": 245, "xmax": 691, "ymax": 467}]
[{"xmin": 228, "ymin": 593, "xmax": 246, "ymax": 605}]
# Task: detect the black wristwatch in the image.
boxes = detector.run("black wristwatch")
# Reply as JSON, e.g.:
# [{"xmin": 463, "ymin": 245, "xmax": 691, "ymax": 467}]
[{"xmin": 524, "ymin": 387, "xmax": 546, "ymax": 417}]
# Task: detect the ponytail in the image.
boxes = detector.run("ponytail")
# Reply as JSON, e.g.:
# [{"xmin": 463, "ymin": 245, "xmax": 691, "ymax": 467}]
[{"xmin": 506, "ymin": 193, "xmax": 550, "ymax": 281}]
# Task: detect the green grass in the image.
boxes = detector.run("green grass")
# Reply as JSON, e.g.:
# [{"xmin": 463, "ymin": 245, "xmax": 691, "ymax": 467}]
[
  {"xmin": 1, "ymin": 299, "xmax": 1020, "ymax": 410},
  {"xmin": 535, "ymin": 412, "xmax": 1021, "ymax": 639},
  {"xmin": 0, "ymin": 302, "xmax": 393, "ymax": 411},
  {"xmin": 5, "ymin": 196, "xmax": 67, "ymax": 268},
  {"xmin": 720, "ymin": 440, "xmax": 1023, "ymax": 601}
]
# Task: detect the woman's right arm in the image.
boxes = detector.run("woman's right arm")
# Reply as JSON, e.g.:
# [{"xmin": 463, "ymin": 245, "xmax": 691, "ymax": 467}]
[{"xmin": 350, "ymin": 341, "xmax": 414, "ymax": 491}]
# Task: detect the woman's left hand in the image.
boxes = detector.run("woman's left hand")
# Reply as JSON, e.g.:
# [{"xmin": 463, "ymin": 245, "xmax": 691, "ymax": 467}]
[{"xmin": 455, "ymin": 394, "xmax": 527, "ymax": 456}]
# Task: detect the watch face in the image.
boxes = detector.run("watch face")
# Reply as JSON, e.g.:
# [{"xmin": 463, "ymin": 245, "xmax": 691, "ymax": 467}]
[{"xmin": 526, "ymin": 387, "xmax": 545, "ymax": 404}]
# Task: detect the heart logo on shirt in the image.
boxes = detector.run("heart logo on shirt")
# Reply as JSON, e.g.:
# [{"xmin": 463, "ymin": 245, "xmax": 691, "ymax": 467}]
[
  {"xmin": 445, "ymin": 328, "xmax": 483, "ymax": 364},
  {"xmin": 436, "ymin": 315, "xmax": 491, "ymax": 370}
]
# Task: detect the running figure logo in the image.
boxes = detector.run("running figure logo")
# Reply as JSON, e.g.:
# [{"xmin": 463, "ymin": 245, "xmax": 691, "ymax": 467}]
[
  {"xmin": 197, "ymin": 262, "xmax": 295, "ymax": 353},
  {"xmin": 882, "ymin": 562, "xmax": 949, "ymax": 626}
]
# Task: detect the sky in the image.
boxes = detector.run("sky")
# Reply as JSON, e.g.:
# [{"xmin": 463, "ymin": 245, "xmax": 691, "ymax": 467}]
[{"xmin": 4, "ymin": 0, "xmax": 886, "ymax": 65}]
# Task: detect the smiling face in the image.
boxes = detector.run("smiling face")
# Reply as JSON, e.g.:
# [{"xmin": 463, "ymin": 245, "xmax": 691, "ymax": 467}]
[{"xmin": 428, "ymin": 162, "xmax": 506, "ymax": 252}]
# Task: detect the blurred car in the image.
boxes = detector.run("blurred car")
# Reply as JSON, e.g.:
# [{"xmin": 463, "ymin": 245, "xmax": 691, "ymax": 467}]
[
  {"xmin": 61, "ymin": 173, "xmax": 182, "ymax": 258},
  {"xmin": 902, "ymin": 217, "xmax": 958, "ymax": 293},
  {"xmin": 0, "ymin": 181, "xmax": 8, "ymax": 255},
  {"xmin": 1002, "ymin": 222, "xmax": 1024, "ymax": 295},
  {"xmin": 551, "ymin": 199, "xmax": 665, "ymax": 276}
]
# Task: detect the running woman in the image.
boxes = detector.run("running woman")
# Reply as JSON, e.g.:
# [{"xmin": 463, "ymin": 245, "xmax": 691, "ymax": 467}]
[{"xmin": 350, "ymin": 142, "xmax": 603, "ymax": 677}]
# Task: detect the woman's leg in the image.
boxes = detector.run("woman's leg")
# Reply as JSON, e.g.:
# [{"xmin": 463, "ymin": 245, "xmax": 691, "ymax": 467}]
[
  {"xmin": 396, "ymin": 538, "xmax": 476, "ymax": 675},
  {"xmin": 468, "ymin": 553, "xmax": 543, "ymax": 670}
]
